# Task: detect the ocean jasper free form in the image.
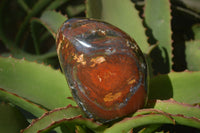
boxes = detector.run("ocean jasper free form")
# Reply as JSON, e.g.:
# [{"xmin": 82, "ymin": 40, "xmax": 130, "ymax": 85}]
[{"xmin": 56, "ymin": 18, "xmax": 148, "ymax": 122}]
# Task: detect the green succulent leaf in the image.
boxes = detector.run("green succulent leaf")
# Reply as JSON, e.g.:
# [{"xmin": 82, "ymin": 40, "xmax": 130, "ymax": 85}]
[
  {"xmin": 74, "ymin": 125, "xmax": 87, "ymax": 133},
  {"xmin": 86, "ymin": 0, "xmax": 149, "ymax": 53},
  {"xmin": 149, "ymin": 71, "xmax": 200, "ymax": 104},
  {"xmin": 40, "ymin": 10, "xmax": 67, "ymax": 37},
  {"xmin": 177, "ymin": 0, "xmax": 200, "ymax": 13},
  {"xmin": 15, "ymin": 0, "xmax": 52, "ymax": 46},
  {"xmin": 153, "ymin": 100, "xmax": 200, "ymax": 119},
  {"xmin": 171, "ymin": 115, "xmax": 200, "ymax": 129},
  {"xmin": 0, "ymin": 88, "xmax": 47, "ymax": 117},
  {"xmin": 138, "ymin": 125, "xmax": 161, "ymax": 133},
  {"xmin": 185, "ymin": 40, "xmax": 200, "ymax": 71},
  {"xmin": 0, "ymin": 57, "xmax": 76, "ymax": 111},
  {"xmin": 85, "ymin": 0, "xmax": 102, "ymax": 19},
  {"xmin": 192, "ymin": 24, "xmax": 200, "ymax": 40},
  {"xmin": 21, "ymin": 105, "xmax": 105, "ymax": 133},
  {"xmin": 45, "ymin": 0, "xmax": 70, "ymax": 10},
  {"xmin": 31, "ymin": 10, "xmax": 67, "ymax": 39},
  {"xmin": 31, "ymin": 10, "xmax": 67, "ymax": 55},
  {"xmin": 104, "ymin": 114, "xmax": 174, "ymax": 133},
  {"xmin": 136, "ymin": 99, "xmax": 200, "ymax": 119},
  {"xmin": 17, "ymin": 0, "xmax": 30, "ymax": 13},
  {"xmin": 30, "ymin": 20, "xmax": 41, "ymax": 55},
  {"xmin": 66, "ymin": 4, "xmax": 86, "ymax": 17},
  {"xmin": 105, "ymin": 99, "xmax": 200, "ymax": 132},
  {"xmin": 0, "ymin": 103, "xmax": 28, "ymax": 133},
  {"xmin": 0, "ymin": 2, "xmax": 59, "ymax": 61},
  {"xmin": 145, "ymin": 0, "xmax": 172, "ymax": 72},
  {"xmin": 136, "ymin": 109, "xmax": 200, "ymax": 130}
]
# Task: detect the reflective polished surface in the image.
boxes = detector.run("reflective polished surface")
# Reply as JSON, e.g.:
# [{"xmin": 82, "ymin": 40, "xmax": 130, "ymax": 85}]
[{"xmin": 56, "ymin": 18, "xmax": 148, "ymax": 122}]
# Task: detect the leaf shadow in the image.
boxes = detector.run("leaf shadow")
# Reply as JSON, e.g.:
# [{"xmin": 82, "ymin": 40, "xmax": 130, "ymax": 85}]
[
  {"xmin": 148, "ymin": 74, "xmax": 173, "ymax": 101},
  {"xmin": 150, "ymin": 46, "xmax": 170, "ymax": 75}
]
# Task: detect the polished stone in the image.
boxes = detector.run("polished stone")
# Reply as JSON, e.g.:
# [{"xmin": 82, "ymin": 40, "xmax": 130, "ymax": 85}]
[{"xmin": 56, "ymin": 18, "xmax": 148, "ymax": 122}]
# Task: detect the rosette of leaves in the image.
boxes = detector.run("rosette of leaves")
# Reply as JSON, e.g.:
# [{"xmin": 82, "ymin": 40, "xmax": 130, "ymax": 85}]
[{"xmin": 0, "ymin": 0, "xmax": 200, "ymax": 132}]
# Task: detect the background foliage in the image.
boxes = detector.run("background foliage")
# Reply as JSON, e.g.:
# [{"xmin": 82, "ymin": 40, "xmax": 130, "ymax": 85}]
[{"xmin": 0, "ymin": 0, "xmax": 200, "ymax": 132}]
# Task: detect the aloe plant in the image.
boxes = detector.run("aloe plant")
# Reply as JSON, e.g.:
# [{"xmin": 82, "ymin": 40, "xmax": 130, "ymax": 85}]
[{"xmin": 0, "ymin": 0, "xmax": 200, "ymax": 132}]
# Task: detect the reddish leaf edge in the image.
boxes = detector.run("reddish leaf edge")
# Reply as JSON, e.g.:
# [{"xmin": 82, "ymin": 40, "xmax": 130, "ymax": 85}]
[
  {"xmin": 21, "ymin": 105, "xmax": 105, "ymax": 133},
  {"xmin": 104, "ymin": 113, "xmax": 175, "ymax": 133},
  {"xmin": 171, "ymin": 114, "xmax": 200, "ymax": 129},
  {"xmin": 146, "ymin": 99, "xmax": 200, "ymax": 119},
  {"xmin": 134, "ymin": 99, "xmax": 200, "ymax": 128},
  {"xmin": 105, "ymin": 102, "xmax": 200, "ymax": 133},
  {"xmin": 0, "ymin": 88, "xmax": 47, "ymax": 117},
  {"xmin": 37, "ymin": 115, "xmax": 104, "ymax": 133},
  {"xmin": 132, "ymin": 108, "xmax": 200, "ymax": 129},
  {"xmin": 0, "ymin": 48, "xmax": 57, "ymax": 62},
  {"xmin": 31, "ymin": 10, "xmax": 68, "ymax": 38},
  {"xmin": 133, "ymin": 108, "xmax": 175, "ymax": 122},
  {"xmin": 106, "ymin": 99, "xmax": 200, "ymax": 132},
  {"xmin": 10, "ymin": 97, "xmax": 200, "ymax": 133},
  {"xmin": 147, "ymin": 99, "xmax": 200, "ymax": 109},
  {"xmin": 31, "ymin": 18, "xmax": 55, "ymax": 38},
  {"xmin": 0, "ymin": 55, "xmax": 60, "ymax": 71},
  {"xmin": 156, "ymin": 99, "xmax": 200, "ymax": 108}
]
